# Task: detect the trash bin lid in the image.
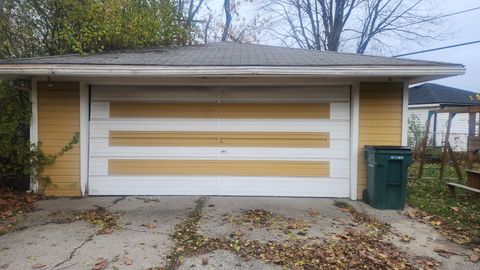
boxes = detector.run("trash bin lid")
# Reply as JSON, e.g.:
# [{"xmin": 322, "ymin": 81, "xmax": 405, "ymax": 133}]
[{"xmin": 365, "ymin": 145, "xmax": 411, "ymax": 151}]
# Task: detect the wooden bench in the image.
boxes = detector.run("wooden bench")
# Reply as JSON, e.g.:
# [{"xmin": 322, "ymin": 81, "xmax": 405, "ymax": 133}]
[
  {"xmin": 446, "ymin": 182, "xmax": 480, "ymax": 197},
  {"xmin": 466, "ymin": 169, "xmax": 480, "ymax": 190}
]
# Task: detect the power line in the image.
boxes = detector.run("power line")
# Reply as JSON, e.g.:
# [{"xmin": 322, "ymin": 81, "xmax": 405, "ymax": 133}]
[
  {"xmin": 393, "ymin": 40, "xmax": 480, "ymax": 57},
  {"xmin": 342, "ymin": 6, "xmax": 480, "ymax": 43},
  {"xmin": 397, "ymin": 6, "xmax": 480, "ymax": 28}
]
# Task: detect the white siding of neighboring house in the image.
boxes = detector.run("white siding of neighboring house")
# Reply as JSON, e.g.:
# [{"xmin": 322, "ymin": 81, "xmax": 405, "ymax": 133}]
[{"xmin": 408, "ymin": 106, "xmax": 471, "ymax": 151}]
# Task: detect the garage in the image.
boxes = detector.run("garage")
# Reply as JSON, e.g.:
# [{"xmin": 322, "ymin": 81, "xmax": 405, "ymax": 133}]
[
  {"xmin": 1, "ymin": 42, "xmax": 463, "ymax": 198},
  {"xmin": 88, "ymin": 85, "xmax": 351, "ymax": 197}
]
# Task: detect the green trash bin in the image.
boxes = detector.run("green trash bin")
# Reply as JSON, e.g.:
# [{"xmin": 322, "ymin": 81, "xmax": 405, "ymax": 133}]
[{"xmin": 364, "ymin": 146, "xmax": 412, "ymax": 210}]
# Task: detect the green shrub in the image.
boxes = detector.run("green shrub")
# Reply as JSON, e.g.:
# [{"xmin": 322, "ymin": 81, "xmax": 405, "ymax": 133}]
[
  {"xmin": 0, "ymin": 80, "xmax": 79, "ymax": 192},
  {"xmin": 407, "ymin": 113, "xmax": 424, "ymax": 148},
  {"xmin": 0, "ymin": 81, "xmax": 31, "ymax": 190}
]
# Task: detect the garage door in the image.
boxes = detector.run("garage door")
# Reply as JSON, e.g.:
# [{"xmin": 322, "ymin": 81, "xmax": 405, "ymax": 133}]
[{"xmin": 88, "ymin": 85, "xmax": 351, "ymax": 197}]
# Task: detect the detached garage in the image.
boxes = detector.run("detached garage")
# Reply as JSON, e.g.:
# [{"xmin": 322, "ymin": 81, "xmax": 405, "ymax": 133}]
[{"xmin": 0, "ymin": 42, "xmax": 464, "ymax": 199}]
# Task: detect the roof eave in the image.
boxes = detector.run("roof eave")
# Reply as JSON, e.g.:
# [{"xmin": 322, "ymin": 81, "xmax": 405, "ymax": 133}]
[{"xmin": 0, "ymin": 64, "xmax": 465, "ymax": 80}]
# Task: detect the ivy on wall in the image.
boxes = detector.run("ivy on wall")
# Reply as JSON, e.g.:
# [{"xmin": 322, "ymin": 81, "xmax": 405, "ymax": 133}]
[{"xmin": 0, "ymin": 81, "xmax": 79, "ymax": 191}]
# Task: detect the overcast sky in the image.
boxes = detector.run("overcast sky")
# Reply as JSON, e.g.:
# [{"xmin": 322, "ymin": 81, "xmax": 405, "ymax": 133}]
[
  {"xmin": 210, "ymin": 0, "xmax": 480, "ymax": 91},
  {"xmin": 395, "ymin": 0, "xmax": 480, "ymax": 91}
]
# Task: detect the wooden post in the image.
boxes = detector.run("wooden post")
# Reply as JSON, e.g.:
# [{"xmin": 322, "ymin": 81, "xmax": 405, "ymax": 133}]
[
  {"xmin": 467, "ymin": 112, "xmax": 476, "ymax": 169},
  {"xmin": 440, "ymin": 113, "xmax": 457, "ymax": 180},
  {"xmin": 417, "ymin": 112, "xmax": 433, "ymax": 179},
  {"xmin": 447, "ymin": 143, "xmax": 463, "ymax": 181}
]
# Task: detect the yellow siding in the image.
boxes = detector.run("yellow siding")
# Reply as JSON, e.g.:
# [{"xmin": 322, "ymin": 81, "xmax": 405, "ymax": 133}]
[
  {"xmin": 357, "ymin": 83, "xmax": 403, "ymax": 198},
  {"xmin": 38, "ymin": 82, "xmax": 81, "ymax": 196}
]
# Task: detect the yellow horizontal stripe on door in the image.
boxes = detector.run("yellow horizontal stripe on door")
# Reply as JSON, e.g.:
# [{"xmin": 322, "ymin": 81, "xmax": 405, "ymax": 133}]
[
  {"xmin": 109, "ymin": 103, "xmax": 330, "ymax": 119},
  {"xmin": 109, "ymin": 131, "xmax": 330, "ymax": 148},
  {"xmin": 108, "ymin": 160, "xmax": 330, "ymax": 177}
]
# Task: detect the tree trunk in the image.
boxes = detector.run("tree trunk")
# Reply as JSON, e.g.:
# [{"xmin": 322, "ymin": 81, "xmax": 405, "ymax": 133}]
[{"xmin": 222, "ymin": 0, "xmax": 232, "ymax": 42}]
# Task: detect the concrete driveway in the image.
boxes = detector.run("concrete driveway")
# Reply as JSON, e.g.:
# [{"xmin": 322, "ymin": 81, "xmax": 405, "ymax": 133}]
[{"xmin": 0, "ymin": 196, "xmax": 477, "ymax": 270}]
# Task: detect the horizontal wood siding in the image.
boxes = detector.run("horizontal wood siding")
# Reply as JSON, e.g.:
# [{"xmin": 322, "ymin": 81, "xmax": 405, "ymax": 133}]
[
  {"xmin": 357, "ymin": 83, "xmax": 403, "ymax": 198},
  {"xmin": 109, "ymin": 160, "xmax": 329, "ymax": 177},
  {"xmin": 110, "ymin": 103, "xmax": 330, "ymax": 119},
  {"xmin": 109, "ymin": 131, "xmax": 330, "ymax": 148},
  {"xmin": 38, "ymin": 82, "xmax": 80, "ymax": 196}
]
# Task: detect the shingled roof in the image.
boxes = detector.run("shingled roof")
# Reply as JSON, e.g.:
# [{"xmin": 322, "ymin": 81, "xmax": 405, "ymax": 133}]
[
  {"xmin": 0, "ymin": 42, "xmax": 462, "ymax": 67},
  {"xmin": 409, "ymin": 83, "xmax": 479, "ymax": 105}
]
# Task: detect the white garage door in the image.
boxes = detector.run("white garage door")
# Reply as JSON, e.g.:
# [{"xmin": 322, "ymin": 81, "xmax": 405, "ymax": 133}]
[{"xmin": 88, "ymin": 85, "xmax": 351, "ymax": 197}]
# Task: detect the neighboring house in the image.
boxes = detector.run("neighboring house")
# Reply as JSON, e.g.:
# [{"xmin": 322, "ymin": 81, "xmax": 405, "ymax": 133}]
[
  {"xmin": 0, "ymin": 42, "xmax": 464, "ymax": 199},
  {"xmin": 408, "ymin": 83, "xmax": 479, "ymax": 150}
]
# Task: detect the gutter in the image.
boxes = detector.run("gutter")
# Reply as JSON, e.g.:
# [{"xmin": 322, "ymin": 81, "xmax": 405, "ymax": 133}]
[{"xmin": 0, "ymin": 64, "xmax": 466, "ymax": 78}]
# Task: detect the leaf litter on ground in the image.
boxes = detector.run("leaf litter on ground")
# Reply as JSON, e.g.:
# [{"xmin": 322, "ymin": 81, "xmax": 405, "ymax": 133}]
[
  {"xmin": 0, "ymin": 188, "xmax": 43, "ymax": 235},
  {"xmin": 150, "ymin": 199, "xmax": 439, "ymax": 270}
]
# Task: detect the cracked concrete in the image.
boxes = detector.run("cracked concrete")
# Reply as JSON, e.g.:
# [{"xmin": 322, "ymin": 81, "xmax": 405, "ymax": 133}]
[
  {"xmin": 199, "ymin": 197, "xmax": 353, "ymax": 244},
  {"xmin": 0, "ymin": 196, "xmax": 478, "ymax": 270},
  {"xmin": 0, "ymin": 196, "xmax": 195, "ymax": 270}
]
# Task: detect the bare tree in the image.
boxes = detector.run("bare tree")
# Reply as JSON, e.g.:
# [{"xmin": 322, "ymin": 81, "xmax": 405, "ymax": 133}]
[
  {"xmin": 200, "ymin": 0, "xmax": 270, "ymax": 44},
  {"xmin": 264, "ymin": 0, "xmax": 442, "ymax": 53},
  {"xmin": 222, "ymin": 0, "xmax": 232, "ymax": 41},
  {"xmin": 204, "ymin": 13, "xmax": 212, "ymax": 44},
  {"xmin": 354, "ymin": 0, "xmax": 440, "ymax": 53},
  {"xmin": 174, "ymin": 0, "xmax": 207, "ymax": 43}
]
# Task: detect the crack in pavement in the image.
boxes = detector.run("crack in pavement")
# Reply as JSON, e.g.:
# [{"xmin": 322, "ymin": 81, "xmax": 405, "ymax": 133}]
[
  {"xmin": 123, "ymin": 227, "xmax": 171, "ymax": 236},
  {"xmin": 106, "ymin": 196, "xmax": 126, "ymax": 208},
  {"xmin": 50, "ymin": 234, "xmax": 94, "ymax": 270}
]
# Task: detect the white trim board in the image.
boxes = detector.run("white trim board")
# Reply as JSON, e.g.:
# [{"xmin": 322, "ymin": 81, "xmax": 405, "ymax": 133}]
[
  {"xmin": 402, "ymin": 82, "xmax": 409, "ymax": 146},
  {"xmin": 349, "ymin": 83, "xmax": 359, "ymax": 200},
  {"xmin": 29, "ymin": 79, "xmax": 38, "ymax": 192},
  {"xmin": 0, "ymin": 64, "xmax": 465, "ymax": 78},
  {"xmin": 80, "ymin": 82, "xmax": 90, "ymax": 196}
]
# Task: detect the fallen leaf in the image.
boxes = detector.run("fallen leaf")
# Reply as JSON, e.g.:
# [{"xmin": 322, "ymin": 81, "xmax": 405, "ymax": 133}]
[
  {"xmin": 345, "ymin": 227, "xmax": 360, "ymax": 237},
  {"xmin": 31, "ymin": 263, "xmax": 46, "ymax": 269},
  {"xmin": 433, "ymin": 246, "xmax": 457, "ymax": 258},
  {"xmin": 431, "ymin": 220, "xmax": 442, "ymax": 226},
  {"xmin": 92, "ymin": 259, "xmax": 108, "ymax": 270},
  {"xmin": 469, "ymin": 254, "xmax": 479, "ymax": 262},
  {"xmin": 450, "ymin": 207, "xmax": 459, "ymax": 213},
  {"xmin": 230, "ymin": 229, "xmax": 244, "ymax": 238},
  {"xmin": 400, "ymin": 235, "xmax": 414, "ymax": 243},
  {"xmin": 141, "ymin": 223, "xmax": 156, "ymax": 229},
  {"xmin": 307, "ymin": 209, "xmax": 319, "ymax": 217},
  {"xmin": 99, "ymin": 228, "xmax": 113, "ymax": 235},
  {"xmin": 124, "ymin": 258, "xmax": 133, "ymax": 265},
  {"xmin": 296, "ymin": 231, "xmax": 307, "ymax": 236}
]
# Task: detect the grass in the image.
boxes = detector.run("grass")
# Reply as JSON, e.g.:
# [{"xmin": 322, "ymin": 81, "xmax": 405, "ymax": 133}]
[{"xmin": 407, "ymin": 162, "xmax": 480, "ymax": 244}]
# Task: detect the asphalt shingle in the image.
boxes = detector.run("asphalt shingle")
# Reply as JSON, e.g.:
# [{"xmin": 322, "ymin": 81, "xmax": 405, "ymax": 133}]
[
  {"xmin": 409, "ymin": 83, "xmax": 479, "ymax": 105},
  {"xmin": 0, "ymin": 42, "xmax": 461, "ymax": 67}
]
